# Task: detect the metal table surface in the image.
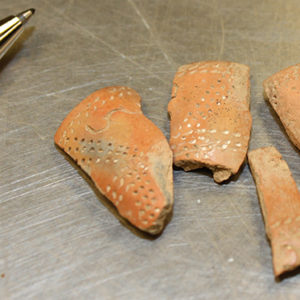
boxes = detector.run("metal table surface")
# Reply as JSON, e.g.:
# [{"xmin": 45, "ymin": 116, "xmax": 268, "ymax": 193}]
[{"xmin": 1, "ymin": 0, "xmax": 300, "ymax": 299}]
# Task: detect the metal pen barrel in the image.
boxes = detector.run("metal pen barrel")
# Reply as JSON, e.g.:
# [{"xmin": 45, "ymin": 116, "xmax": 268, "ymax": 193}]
[{"xmin": 0, "ymin": 9, "xmax": 35, "ymax": 60}]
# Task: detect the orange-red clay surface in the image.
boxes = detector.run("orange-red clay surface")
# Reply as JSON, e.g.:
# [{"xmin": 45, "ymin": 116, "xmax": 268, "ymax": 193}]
[
  {"xmin": 248, "ymin": 146, "xmax": 300, "ymax": 277},
  {"xmin": 55, "ymin": 86, "xmax": 173, "ymax": 235},
  {"xmin": 168, "ymin": 61, "xmax": 252, "ymax": 183},
  {"xmin": 264, "ymin": 63, "xmax": 300, "ymax": 151}
]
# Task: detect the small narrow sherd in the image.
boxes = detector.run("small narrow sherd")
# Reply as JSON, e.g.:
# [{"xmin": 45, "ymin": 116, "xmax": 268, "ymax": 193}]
[
  {"xmin": 168, "ymin": 61, "xmax": 252, "ymax": 183},
  {"xmin": 248, "ymin": 146, "xmax": 300, "ymax": 278}
]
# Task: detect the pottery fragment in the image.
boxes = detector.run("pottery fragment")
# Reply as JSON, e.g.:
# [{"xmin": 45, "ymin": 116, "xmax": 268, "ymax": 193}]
[
  {"xmin": 248, "ymin": 146, "xmax": 300, "ymax": 277},
  {"xmin": 55, "ymin": 86, "xmax": 173, "ymax": 235},
  {"xmin": 168, "ymin": 61, "xmax": 252, "ymax": 183},
  {"xmin": 264, "ymin": 64, "xmax": 300, "ymax": 150}
]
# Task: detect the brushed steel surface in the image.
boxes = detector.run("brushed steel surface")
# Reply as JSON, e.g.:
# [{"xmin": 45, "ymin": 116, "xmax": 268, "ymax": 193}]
[{"xmin": 1, "ymin": 0, "xmax": 300, "ymax": 299}]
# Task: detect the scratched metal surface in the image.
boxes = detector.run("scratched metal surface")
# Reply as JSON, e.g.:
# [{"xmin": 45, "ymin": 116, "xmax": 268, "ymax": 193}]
[{"xmin": 1, "ymin": 0, "xmax": 300, "ymax": 299}]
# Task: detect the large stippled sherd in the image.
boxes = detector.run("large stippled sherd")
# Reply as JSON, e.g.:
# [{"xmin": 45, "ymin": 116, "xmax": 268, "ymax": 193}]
[{"xmin": 55, "ymin": 86, "xmax": 173, "ymax": 235}]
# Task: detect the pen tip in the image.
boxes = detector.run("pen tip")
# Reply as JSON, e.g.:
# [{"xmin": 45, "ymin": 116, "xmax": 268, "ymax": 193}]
[{"xmin": 16, "ymin": 8, "xmax": 36, "ymax": 24}]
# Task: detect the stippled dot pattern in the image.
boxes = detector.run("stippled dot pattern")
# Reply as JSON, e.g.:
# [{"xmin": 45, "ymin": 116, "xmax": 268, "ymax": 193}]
[
  {"xmin": 55, "ymin": 86, "xmax": 173, "ymax": 234},
  {"xmin": 168, "ymin": 61, "xmax": 252, "ymax": 181}
]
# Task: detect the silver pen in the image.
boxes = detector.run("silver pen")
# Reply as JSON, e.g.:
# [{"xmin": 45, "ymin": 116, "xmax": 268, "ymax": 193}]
[{"xmin": 0, "ymin": 8, "xmax": 35, "ymax": 60}]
